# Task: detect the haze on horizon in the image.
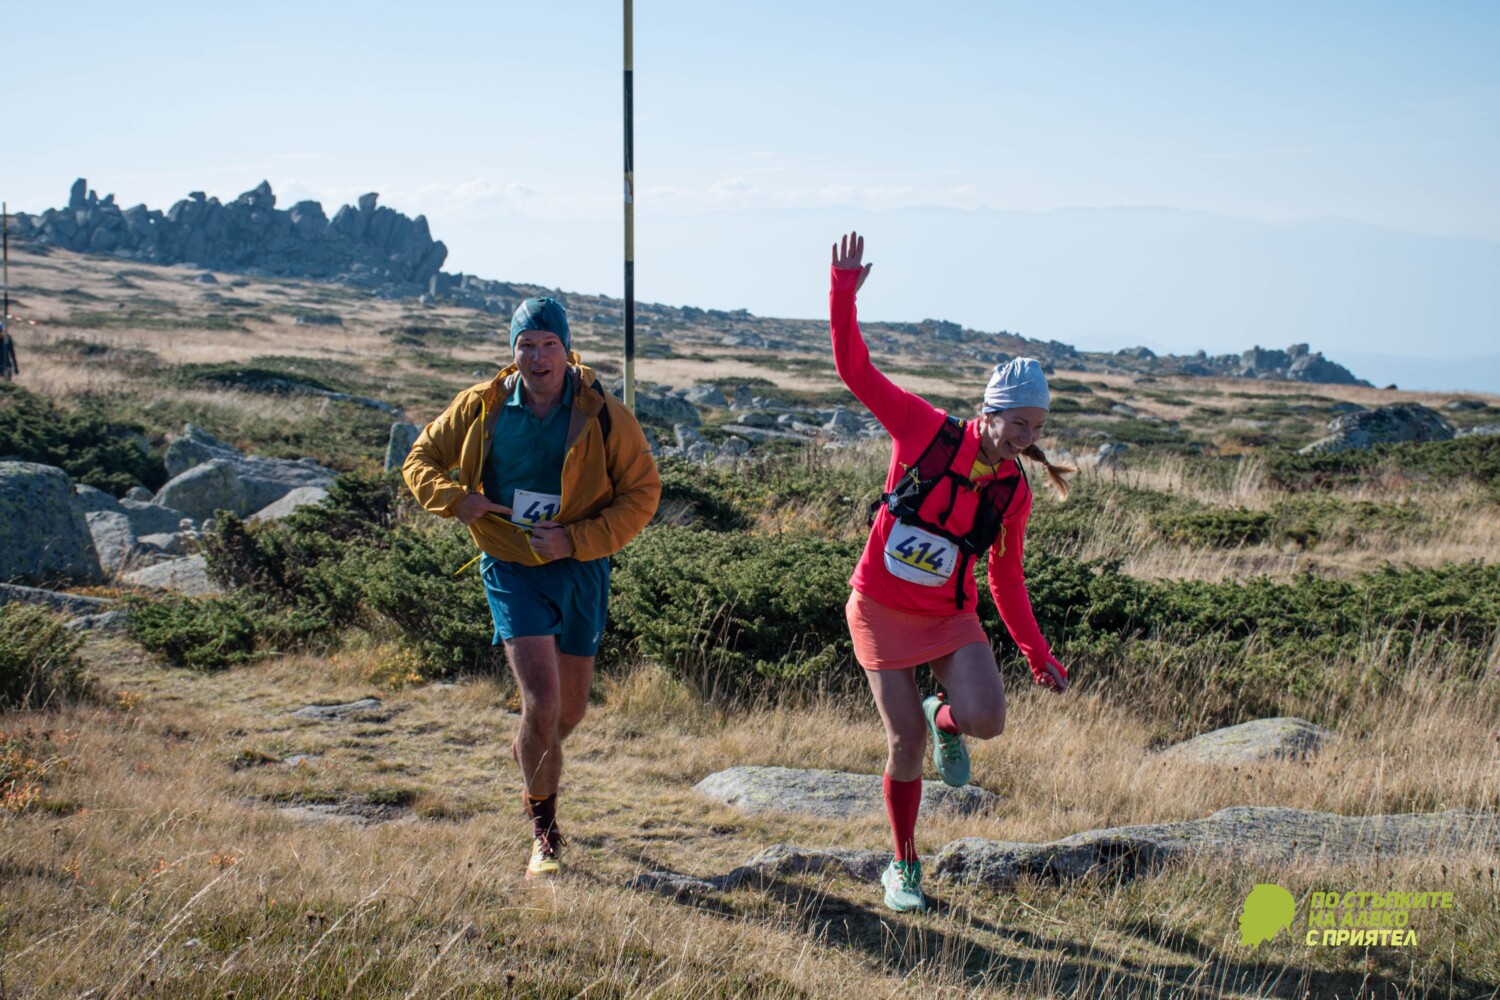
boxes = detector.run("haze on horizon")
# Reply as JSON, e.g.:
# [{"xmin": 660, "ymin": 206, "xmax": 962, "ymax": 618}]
[{"xmin": 7, "ymin": 1, "xmax": 1499, "ymax": 391}]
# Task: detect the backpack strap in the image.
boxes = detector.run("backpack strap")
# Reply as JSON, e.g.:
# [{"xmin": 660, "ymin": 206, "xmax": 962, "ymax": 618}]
[{"xmin": 592, "ymin": 380, "xmax": 612, "ymax": 443}]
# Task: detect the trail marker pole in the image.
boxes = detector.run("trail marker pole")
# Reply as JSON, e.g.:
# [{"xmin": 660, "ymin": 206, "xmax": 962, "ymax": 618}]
[
  {"xmin": 2, "ymin": 202, "xmax": 9, "ymax": 328},
  {"xmin": 623, "ymin": 0, "xmax": 636, "ymax": 414}
]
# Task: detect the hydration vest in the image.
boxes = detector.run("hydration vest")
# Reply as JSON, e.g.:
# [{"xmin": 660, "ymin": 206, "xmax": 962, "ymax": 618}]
[{"xmin": 872, "ymin": 415, "xmax": 1026, "ymax": 609}]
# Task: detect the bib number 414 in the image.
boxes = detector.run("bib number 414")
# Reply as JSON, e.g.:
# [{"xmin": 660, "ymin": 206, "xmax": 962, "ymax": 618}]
[
  {"xmin": 893, "ymin": 535, "xmax": 946, "ymax": 573},
  {"xmin": 882, "ymin": 524, "xmax": 960, "ymax": 587}
]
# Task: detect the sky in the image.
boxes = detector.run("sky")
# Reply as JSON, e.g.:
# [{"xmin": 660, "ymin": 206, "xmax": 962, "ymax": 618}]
[{"xmin": 6, "ymin": 1, "xmax": 1499, "ymax": 390}]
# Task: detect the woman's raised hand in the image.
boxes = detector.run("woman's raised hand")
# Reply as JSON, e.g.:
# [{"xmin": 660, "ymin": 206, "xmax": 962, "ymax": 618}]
[{"xmin": 832, "ymin": 230, "xmax": 873, "ymax": 293}]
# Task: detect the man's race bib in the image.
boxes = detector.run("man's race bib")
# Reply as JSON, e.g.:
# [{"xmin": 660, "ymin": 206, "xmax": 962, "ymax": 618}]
[
  {"xmin": 511, "ymin": 489, "xmax": 562, "ymax": 527},
  {"xmin": 882, "ymin": 523, "xmax": 959, "ymax": 587}
]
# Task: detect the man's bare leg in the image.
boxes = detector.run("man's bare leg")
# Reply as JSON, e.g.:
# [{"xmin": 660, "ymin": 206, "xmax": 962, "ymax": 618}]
[{"xmin": 504, "ymin": 637, "xmax": 595, "ymax": 797}]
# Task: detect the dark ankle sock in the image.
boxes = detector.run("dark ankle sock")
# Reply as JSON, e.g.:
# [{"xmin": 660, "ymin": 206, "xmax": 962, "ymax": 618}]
[
  {"xmin": 882, "ymin": 773, "xmax": 922, "ymax": 862},
  {"xmin": 527, "ymin": 793, "xmax": 558, "ymax": 840},
  {"xmin": 935, "ymin": 703, "xmax": 962, "ymax": 735}
]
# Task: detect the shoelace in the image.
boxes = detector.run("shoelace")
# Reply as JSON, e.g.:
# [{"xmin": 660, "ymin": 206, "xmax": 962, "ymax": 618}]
[
  {"xmin": 895, "ymin": 861, "xmax": 922, "ymax": 892},
  {"xmin": 536, "ymin": 830, "xmax": 567, "ymax": 858},
  {"xmin": 936, "ymin": 728, "xmax": 964, "ymax": 762}
]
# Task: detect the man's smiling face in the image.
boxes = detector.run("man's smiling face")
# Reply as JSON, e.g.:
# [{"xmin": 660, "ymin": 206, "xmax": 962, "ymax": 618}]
[{"xmin": 514, "ymin": 330, "xmax": 567, "ymax": 396}]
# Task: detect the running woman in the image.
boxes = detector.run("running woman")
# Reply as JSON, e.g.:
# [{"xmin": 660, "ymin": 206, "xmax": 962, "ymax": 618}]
[{"xmin": 829, "ymin": 231, "xmax": 1073, "ymax": 913}]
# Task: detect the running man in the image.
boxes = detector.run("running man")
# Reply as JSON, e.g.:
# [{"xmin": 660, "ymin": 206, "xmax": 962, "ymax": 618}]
[
  {"xmin": 829, "ymin": 232, "xmax": 1074, "ymax": 912},
  {"xmin": 403, "ymin": 296, "xmax": 661, "ymax": 877}
]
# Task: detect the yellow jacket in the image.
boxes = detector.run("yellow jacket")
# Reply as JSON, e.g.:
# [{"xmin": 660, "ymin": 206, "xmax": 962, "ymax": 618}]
[{"xmin": 402, "ymin": 357, "xmax": 661, "ymax": 565}]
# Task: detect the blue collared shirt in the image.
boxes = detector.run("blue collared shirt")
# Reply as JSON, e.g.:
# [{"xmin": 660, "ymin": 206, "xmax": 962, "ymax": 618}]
[{"xmin": 482, "ymin": 374, "xmax": 574, "ymax": 512}]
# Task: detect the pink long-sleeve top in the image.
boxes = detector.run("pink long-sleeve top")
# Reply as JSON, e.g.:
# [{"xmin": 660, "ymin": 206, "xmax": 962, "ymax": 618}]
[{"xmin": 830, "ymin": 265, "xmax": 1054, "ymax": 674}]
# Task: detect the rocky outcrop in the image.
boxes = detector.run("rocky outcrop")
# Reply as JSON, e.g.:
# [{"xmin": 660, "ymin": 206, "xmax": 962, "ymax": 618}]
[
  {"xmin": 13, "ymin": 179, "xmax": 447, "ymax": 294},
  {"xmin": 158, "ymin": 424, "xmax": 336, "ymax": 517},
  {"xmin": 1299, "ymin": 404, "xmax": 1456, "ymax": 455},
  {"xmin": 384, "ymin": 422, "xmax": 419, "ymax": 472},
  {"xmin": 120, "ymin": 554, "xmax": 220, "ymax": 596},
  {"xmin": 0, "ymin": 582, "xmax": 114, "ymax": 617},
  {"xmin": 154, "ymin": 459, "xmax": 245, "ymax": 522},
  {"xmin": 120, "ymin": 497, "xmax": 194, "ymax": 537},
  {"xmin": 85, "ymin": 510, "xmax": 140, "ymax": 574},
  {"xmin": 632, "ymin": 390, "xmax": 700, "ymax": 428},
  {"xmin": 249, "ymin": 486, "xmax": 329, "ymax": 522},
  {"xmin": 1161, "ymin": 717, "xmax": 1330, "ymax": 765},
  {"xmin": 632, "ymin": 807, "xmax": 1500, "ymax": 898},
  {"xmin": 681, "ymin": 384, "xmax": 729, "ymax": 408},
  {"xmin": 632, "ymin": 846, "xmax": 888, "ymax": 899},
  {"xmin": 1143, "ymin": 344, "xmax": 1370, "ymax": 387},
  {"xmin": 289, "ymin": 698, "xmax": 383, "ymax": 721},
  {"xmin": 933, "ymin": 807, "xmax": 1500, "ymax": 889},
  {"xmin": 0, "ymin": 463, "xmax": 104, "ymax": 585},
  {"xmin": 694, "ymin": 766, "xmax": 998, "ymax": 820}
]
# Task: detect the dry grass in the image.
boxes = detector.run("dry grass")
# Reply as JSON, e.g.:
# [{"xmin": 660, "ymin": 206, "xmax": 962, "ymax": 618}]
[
  {"xmin": 2, "ymin": 636, "xmax": 1496, "ymax": 998},
  {"xmin": 1040, "ymin": 454, "xmax": 1500, "ymax": 582},
  {"xmin": 5, "ymin": 239, "xmax": 1500, "ymax": 997}
]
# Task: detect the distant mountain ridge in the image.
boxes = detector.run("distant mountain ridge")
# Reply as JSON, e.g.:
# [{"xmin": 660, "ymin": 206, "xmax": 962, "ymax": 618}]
[{"xmin": 12, "ymin": 179, "xmax": 1369, "ymax": 386}]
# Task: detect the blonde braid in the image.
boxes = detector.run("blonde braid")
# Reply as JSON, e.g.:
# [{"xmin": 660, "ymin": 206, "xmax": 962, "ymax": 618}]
[{"xmin": 1022, "ymin": 443, "xmax": 1076, "ymax": 500}]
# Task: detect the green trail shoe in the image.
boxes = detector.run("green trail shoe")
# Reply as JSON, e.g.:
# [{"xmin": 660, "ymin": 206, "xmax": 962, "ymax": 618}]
[
  {"xmin": 881, "ymin": 858, "xmax": 927, "ymax": 913},
  {"xmin": 923, "ymin": 694, "xmax": 970, "ymax": 787}
]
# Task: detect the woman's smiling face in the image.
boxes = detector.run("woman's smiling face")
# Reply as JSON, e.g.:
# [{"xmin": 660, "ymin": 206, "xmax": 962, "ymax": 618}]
[{"xmin": 980, "ymin": 406, "xmax": 1047, "ymax": 460}]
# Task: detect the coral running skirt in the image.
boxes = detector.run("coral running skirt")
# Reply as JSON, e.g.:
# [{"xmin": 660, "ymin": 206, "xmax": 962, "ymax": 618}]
[{"xmin": 845, "ymin": 590, "xmax": 988, "ymax": 671}]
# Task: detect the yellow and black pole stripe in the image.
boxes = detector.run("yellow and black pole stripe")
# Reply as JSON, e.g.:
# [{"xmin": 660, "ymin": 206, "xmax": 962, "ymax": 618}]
[
  {"xmin": 2, "ymin": 202, "xmax": 9, "ymax": 328},
  {"xmin": 623, "ymin": 0, "xmax": 636, "ymax": 414}
]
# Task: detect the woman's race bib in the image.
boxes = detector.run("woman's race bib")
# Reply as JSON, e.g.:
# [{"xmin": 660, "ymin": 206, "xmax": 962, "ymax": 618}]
[
  {"xmin": 882, "ymin": 523, "xmax": 959, "ymax": 587},
  {"xmin": 511, "ymin": 489, "xmax": 562, "ymax": 527}
]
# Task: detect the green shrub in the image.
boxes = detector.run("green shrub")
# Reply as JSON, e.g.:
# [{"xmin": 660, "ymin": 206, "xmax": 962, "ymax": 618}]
[
  {"xmin": 126, "ymin": 594, "xmax": 264, "ymax": 670},
  {"xmin": 352, "ymin": 521, "xmax": 494, "ymax": 675},
  {"xmin": 986, "ymin": 555, "xmax": 1499, "ymax": 730},
  {"xmin": 653, "ymin": 455, "xmax": 876, "ymax": 537},
  {"xmin": 1266, "ymin": 435, "xmax": 1500, "ymax": 495},
  {"xmin": 655, "ymin": 460, "xmax": 751, "ymax": 531},
  {"xmin": 1269, "ymin": 496, "xmax": 1420, "ymax": 549},
  {"xmin": 0, "ymin": 384, "xmax": 166, "ymax": 495},
  {"xmin": 66, "ymin": 311, "xmax": 245, "ymax": 332},
  {"xmin": 1148, "ymin": 496, "xmax": 1422, "ymax": 551},
  {"xmin": 1026, "ymin": 478, "xmax": 1187, "ymax": 552},
  {"xmin": 1152, "ymin": 507, "xmax": 1274, "ymax": 546},
  {"xmin": 0, "ymin": 605, "xmax": 92, "ymax": 708},
  {"xmin": 203, "ymin": 471, "xmax": 402, "ymax": 629},
  {"xmin": 607, "ymin": 526, "xmax": 862, "ymax": 692},
  {"xmin": 116, "ymin": 445, "xmax": 1500, "ymax": 719},
  {"xmin": 119, "ymin": 393, "xmax": 393, "ymax": 473},
  {"xmin": 174, "ymin": 363, "xmax": 336, "ymax": 394}
]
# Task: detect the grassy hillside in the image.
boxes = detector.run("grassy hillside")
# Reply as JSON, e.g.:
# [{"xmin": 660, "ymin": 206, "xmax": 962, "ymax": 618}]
[{"xmin": 2, "ymin": 244, "xmax": 1497, "ymax": 998}]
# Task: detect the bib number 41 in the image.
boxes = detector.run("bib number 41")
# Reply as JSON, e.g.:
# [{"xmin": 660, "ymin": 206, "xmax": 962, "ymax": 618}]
[
  {"xmin": 511, "ymin": 489, "xmax": 562, "ymax": 528},
  {"xmin": 521, "ymin": 498, "xmax": 559, "ymax": 523}
]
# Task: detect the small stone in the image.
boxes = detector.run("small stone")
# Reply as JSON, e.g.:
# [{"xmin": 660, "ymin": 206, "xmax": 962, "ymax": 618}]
[
  {"xmin": 695, "ymin": 766, "xmax": 998, "ymax": 820},
  {"xmin": 1160, "ymin": 717, "xmax": 1330, "ymax": 765},
  {"xmin": 121, "ymin": 555, "xmax": 221, "ymax": 596},
  {"xmin": 290, "ymin": 698, "xmax": 382, "ymax": 721}
]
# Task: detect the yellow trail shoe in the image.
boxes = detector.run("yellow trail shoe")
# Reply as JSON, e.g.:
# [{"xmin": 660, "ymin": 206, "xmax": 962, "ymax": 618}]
[{"xmin": 526, "ymin": 830, "xmax": 564, "ymax": 878}]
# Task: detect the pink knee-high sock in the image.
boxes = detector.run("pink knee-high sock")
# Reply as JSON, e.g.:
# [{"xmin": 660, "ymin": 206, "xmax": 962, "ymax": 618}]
[
  {"xmin": 883, "ymin": 773, "xmax": 922, "ymax": 861},
  {"xmin": 935, "ymin": 703, "xmax": 962, "ymax": 735}
]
